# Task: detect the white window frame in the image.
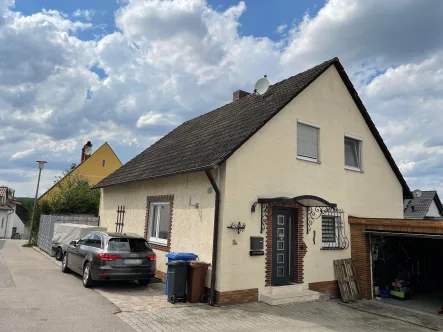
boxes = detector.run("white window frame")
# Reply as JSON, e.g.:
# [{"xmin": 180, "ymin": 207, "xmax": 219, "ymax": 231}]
[
  {"xmin": 297, "ymin": 120, "xmax": 320, "ymax": 163},
  {"xmin": 321, "ymin": 216, "xmax": 340, "ymax": 247},
  {"xmin": 344, "ymin": 135, "xmax": 362, "ymax": 172},
  {"xmin": 148, "ymin": 202, "xmax": 170, "ymax": 245}
]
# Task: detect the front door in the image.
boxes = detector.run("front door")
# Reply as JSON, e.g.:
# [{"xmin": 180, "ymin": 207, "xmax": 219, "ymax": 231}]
[{"xmin": 272, "ymin": 208, "xmax": 294, "ymax": 286}]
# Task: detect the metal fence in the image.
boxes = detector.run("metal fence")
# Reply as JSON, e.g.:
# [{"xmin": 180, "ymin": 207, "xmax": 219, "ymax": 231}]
[{"xmin": 37, "ymin": 214, "xmax": 99, "ymax": 255}]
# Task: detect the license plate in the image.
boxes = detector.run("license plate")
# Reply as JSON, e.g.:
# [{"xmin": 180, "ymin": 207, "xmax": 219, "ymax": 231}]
[{"xmin": 122, "ymin": 259, "xmax": 142, "ymax": 265}]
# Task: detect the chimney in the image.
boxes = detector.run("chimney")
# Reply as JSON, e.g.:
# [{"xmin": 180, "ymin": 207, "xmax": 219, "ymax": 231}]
[
  {"xmin": 81, "ymin": 141, "xmax": 93, "ymax": 163},
  {"xmin": 233, "ymin": 90, "xmax": 250, "ymax": 102}
]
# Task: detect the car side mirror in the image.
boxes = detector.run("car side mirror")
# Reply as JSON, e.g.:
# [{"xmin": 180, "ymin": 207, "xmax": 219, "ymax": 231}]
[{"xmin": 70, "ymin": 240, "xmax": 78, "ymax": 246}]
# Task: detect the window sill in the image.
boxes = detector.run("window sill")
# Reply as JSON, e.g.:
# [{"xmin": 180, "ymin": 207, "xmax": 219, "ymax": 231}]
[
  {"xmin": 297, "ymin": 155, "xmax": 320, "ymax": 164},
  {"xmin": 345, "ymin": 166, "xmax": 363, "ymax": 173},
  {"xmin": 321, "ymin": 247, "xmax": 346, "ymax": 250},
  {"xmin": 149, "ymin": 239, "xmax": 167, "ymax": 246}
]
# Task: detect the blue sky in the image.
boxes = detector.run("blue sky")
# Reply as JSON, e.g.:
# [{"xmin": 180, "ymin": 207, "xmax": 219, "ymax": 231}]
[
  {"xmin": 14, "ymin": 0, "xmax": 324, "ymax": 40},
  {"xmin": 1, "ymin": 0, "xmax": 443, "ymax": 197}
]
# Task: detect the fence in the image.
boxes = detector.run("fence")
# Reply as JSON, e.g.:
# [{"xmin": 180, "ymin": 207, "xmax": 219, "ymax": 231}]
[{"xmin": 37, "ymin": 214, "xmax": 100, "ymax": 255}]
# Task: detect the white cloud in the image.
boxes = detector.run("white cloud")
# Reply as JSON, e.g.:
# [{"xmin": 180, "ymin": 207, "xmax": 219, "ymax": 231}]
[
  {"xmin": 11, "ymin": 148, "xmax": 34, "ymax": 160},
  {"xmin": 73, "ymin": 9, "xmax": 96, "ymax": 21},
  {"xmin": 0, "ymin": 0, "xmax": 443, "ymax": 199},
  {"xmin": 276, "ymin": 24, "xmax": 287, "ymax": 34}
]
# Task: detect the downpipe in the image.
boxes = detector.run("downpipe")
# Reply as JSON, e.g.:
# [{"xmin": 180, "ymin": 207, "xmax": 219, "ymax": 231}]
[{"xmin": 205, "ymin": 168, "xmax": 220, "ymax": 306}]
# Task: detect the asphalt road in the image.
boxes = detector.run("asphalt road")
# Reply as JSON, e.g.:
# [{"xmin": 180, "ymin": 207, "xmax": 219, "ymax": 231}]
[{"xmin": 0, "ymin": 240, "xmax": 133, "ymax": 332}]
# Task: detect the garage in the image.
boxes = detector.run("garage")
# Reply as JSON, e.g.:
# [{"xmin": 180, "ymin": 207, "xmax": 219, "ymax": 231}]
[{"xmin": 350, "ymin": 217, "xmax": 443, "ymax": 316}]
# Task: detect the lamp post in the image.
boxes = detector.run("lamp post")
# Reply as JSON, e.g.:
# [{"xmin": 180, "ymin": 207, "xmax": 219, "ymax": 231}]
[{"xmin": 28, "ymin": 160, "xmax": 47, "ymax": 245}]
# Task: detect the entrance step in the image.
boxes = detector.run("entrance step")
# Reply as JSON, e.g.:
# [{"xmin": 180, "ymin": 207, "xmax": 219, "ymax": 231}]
[{"xmin": 259, "ymin": 284, "xmax": 320, "ymax": 305}]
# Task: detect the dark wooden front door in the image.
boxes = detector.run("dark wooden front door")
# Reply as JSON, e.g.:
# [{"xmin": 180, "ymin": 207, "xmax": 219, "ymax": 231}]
[{"xmin": 272, "ymin": 208, "xmax": 294, "ymax": 286}]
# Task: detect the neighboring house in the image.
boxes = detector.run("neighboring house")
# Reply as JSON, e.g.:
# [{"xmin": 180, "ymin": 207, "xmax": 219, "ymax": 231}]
[
  {"xmin": 0, "ymin": 187, "xmax": 27, "ymax": 239},
  {"xmin": 94, "ymin": 58, "xmax": 411, "ymax": 305},
  {"xmin": 39, "ymin": 141, "xmax": 122, "ymax": 201},
  {"xmin": 404, "ymin": 190, "xmax": 443, "ymax": 219}
]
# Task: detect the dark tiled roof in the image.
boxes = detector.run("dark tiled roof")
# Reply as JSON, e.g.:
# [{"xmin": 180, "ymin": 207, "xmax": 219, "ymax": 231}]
[
  {"xmin": 94, "ymin": 58, "xmax": 411, "ymax": 198},
  {"xmin": 404, "ymin": 190, "xmax": 442, "ymax": 219}
]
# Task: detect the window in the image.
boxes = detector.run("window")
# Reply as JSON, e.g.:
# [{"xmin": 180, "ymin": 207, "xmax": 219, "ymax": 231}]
[
  {"xmin": 0, "ymin": 196, "xmax": 5, "ymax": 204},
  {"xmin": 102, "ymin": 160, "xmax": 106, "ymax": 167},
  {"xmin": 345, "ymin": 137, "xmax": 361, "ymax": 170},
  {"xmin": 86, "ymin": 234, "xmax": 103, "ymax": 248},
  {"xmin": 148, "ymin": 203, "xmax": 170, "ymax": 245},
  {"xmin": 77, "ymin": 234, "xmax": 91, "ymax": 246},
  {"xmin": 322, "ymin": 216, "xmax": 343, "ymax": 249},
  {"xmin": 1, "ymin": 219, "xmax": 3, "ymax": 228},
  {"xmin": 297, "ymin": 122, "xmax": 319, "ymax": 161},
  {"xmin": 108, "ymin": 238, "xmax": 151, "ymax": 252}
]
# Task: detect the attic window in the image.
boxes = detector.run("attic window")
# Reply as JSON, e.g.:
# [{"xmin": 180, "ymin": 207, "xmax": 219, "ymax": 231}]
[
  {"xmin": 297, "ymin": 122, "xmax": 319, "ymax": 162},
  {"xmin": 345, "ymin": 137, "xmax": 361, "ymax": 171},
  {"xmin": 102, "ymin": 160, "xmax": 106, "ymax": 167}
]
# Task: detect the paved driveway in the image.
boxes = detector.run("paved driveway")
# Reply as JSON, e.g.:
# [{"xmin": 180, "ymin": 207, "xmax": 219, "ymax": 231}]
[
  {"xmin": 25, "ymin": 243, "xmax": 435, "ymax": 332},
  {"xmin": 0, "ymin": 240, "xmax": 132, "ymax": 332}
]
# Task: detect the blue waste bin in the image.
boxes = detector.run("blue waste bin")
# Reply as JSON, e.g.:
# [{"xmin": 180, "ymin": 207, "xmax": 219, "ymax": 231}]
[{"xmin": 165, "ymin": 252, "xmax": 198, "ymax": 294}]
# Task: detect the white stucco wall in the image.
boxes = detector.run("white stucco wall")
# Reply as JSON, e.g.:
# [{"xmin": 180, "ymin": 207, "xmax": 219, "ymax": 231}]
[
  {"xmin": 427, "ymin": 200, "xmax": 441, "ymax": 217},
  {"xmin": 218, "ymin": 65, "xmax": 404, "ymax": 292},
  {"xmin": 99, "ymin": 172, "xmax": 216, "ymax": 283},
  {"xmin": 0, "ymin": 209, "xmax": 25, "ymax": 238}
]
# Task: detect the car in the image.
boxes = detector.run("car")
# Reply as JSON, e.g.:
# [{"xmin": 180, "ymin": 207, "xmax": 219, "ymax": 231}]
[{"xmin": 61, "ymin": 231, "xmax": 156, "ymax": 288}]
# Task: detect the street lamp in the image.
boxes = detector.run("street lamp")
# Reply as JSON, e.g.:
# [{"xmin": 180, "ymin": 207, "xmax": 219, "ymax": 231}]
[{"xmin": 28, "ymin": 160, "xmax": 47, "ymax": 245}]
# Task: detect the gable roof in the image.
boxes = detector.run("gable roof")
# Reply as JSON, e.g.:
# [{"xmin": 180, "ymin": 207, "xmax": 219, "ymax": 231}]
[
  {"xmin": 40, "ymin": 142, "xmax": 120, "ymax": 199},
  {"xmin": 404, "ymin": 190, "xmax": 443, "ymax": 219},
  {"xmin": 94, "ymin": 58, "xmax": 411, "ymax": 198}
]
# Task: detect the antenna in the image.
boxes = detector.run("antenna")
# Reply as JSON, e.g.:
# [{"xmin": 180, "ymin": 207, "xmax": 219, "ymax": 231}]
[
  {"xmin": 254, "ymin": 75, "xmax": 269, "ymax": 96},
  {"xmin": 412, "ymin": 189, "xmax": 422, "ymax": 198}
]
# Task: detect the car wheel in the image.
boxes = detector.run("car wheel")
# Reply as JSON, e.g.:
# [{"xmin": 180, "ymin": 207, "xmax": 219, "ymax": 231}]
[
  {"xmin": 61, "ymin": 253, "xmax": 70, "ymax": 273},
  {"xmin": 138, "ymin": 279, "xmax": 150, "ymax": 286},
  {"xmin": 55, "ymin": 247, "xmax": 63, "ymax": 261},
  {"xmin": 83, "ymin": 262, "xmax": 93, "ymax": 288},
  {"xmin": 170, "ymin": 295, "xmax": 176, "ymax": 304}
]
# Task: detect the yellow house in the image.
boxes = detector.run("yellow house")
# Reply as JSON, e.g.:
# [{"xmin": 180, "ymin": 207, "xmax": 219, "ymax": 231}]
[{"xmin": 39, "ymin": 142, "xmax": 122, "ymax": 201}]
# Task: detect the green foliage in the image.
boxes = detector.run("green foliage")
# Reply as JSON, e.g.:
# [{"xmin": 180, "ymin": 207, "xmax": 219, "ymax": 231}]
[
  {"xmin": 54, "ymin": 163, "xmax": 77, "ymax": 184},
  {"xmin": 22, "ymin": 172, "xmax": 100, "ymax": 242},
  {"xmin": 22, "ymin": 243, "xmax": 34, "ymax": 248},
  {"xmin": 50, "ymin": 173, "xmax": 100, "ymax": 215}
]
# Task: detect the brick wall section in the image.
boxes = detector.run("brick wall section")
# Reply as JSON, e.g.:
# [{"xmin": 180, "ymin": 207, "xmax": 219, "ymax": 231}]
[
  {"xmin": 216, "ymin": 288, "xmax": 258, "ymax": 305},
  {"xmin": 309, "ymin": 280, "xmax": 340, "ymax": 298},
  {"xmin": 349, "ymin": 216, "xmax": 443, "ymax": 300},
  {"xmin": 144, "ymin": 195, "xmax": 174, "ymax": 252},
  {"xmin": 265, "ymin": 203, "xmax": 306, "ymax": 286}
]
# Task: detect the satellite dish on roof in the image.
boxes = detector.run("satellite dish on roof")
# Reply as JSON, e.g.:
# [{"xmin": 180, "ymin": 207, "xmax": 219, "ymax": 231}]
[
  {"xmin": 254, "ymin": 75, "xmax": 269, "ymax": 95},
  {"xmin": 413, "ymin": 189, "xmax": 422, "ymax": 198}
]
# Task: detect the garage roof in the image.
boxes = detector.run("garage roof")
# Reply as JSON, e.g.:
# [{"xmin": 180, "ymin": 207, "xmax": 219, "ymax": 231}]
[{"xmin": 364, "ymin": 230, "xmax": 443, "ymax": 239}]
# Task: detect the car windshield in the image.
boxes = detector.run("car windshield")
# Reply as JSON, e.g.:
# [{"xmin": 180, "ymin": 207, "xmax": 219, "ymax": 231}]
[{"xmin": 108, "ymin": 238, "xmax": 151, "ymax": 251}]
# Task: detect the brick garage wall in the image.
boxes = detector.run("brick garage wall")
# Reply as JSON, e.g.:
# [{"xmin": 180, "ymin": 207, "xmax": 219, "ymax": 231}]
[
  {"xmin": 144, "ymin": 195, "xmax": 174, "ymax": 252},
  {"xmin": 215, "ymin": 288, "xmax": 258, "ymax": 305},
  {"xmin": 349, "ymin": 217, "xmax": 443, "ymax": 300},
  {"xmin": 309, "ymin": 280, "xmax": 340, "ymax": 298},
  {"xmin": 266, "ymin": 203, "xmax": 306, "ymax": 286}
]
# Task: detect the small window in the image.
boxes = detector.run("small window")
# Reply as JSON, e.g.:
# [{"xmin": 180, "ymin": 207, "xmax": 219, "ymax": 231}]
[
  {"xmin": 148, "ymin": 203, "xmax": 170, "ymax": 245},
  {"xmin": 1, "ymin": 219, "xmax": 3, "ymax": 228},
  {"xmin": 322, "ymin": 216, "xmax": 340, "ymax": 247},
  {"xmin": 345, "ymin": 137, "xmax": 361, "ymax": 170},
  {"xmin": 297, "ymin": 122, "xmax": 319, "ymax": 161},
  {"xmin": 102, "ymin": 160, "xmax": 106, "ymax": 167}
]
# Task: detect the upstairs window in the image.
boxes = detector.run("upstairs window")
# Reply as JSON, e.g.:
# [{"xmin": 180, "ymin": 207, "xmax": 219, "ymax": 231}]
[
  {"xmin": 345, "ymin": 137, "xmax": 361, "ymax": 170},
  {"xmin": 102, "ymin": 160, "xmax": 106, "ymax": 167},
  {"xmin": 297, "ymin": 122, "xmax": 319, "ymax": 162}
]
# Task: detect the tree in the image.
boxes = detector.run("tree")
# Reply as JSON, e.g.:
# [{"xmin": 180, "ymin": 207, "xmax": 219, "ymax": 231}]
[
  {"xmin": 49, "ymin": 174, "xmax": 100, "ymax": 215},
  {"xmin": 54, "ymin": 163, "xmax": 76, "ymax": 184}
]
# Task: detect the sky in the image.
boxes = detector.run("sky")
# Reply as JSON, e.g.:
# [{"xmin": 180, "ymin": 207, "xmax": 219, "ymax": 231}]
[{"xmin": 1, "ymin": 0, "xmax": 443, "ymax": 198}]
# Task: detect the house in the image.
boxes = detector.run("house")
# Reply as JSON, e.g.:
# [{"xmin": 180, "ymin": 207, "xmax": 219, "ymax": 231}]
[
  {"xmin": 404, "ymin": 190, "xmax": 443, "ymax": 219},
  {"xmin": 0, "ymin": 187, "xmax": 27, "ymax": 239},
  {"xmin": 39, "ymin": 141, "xmax": 122, "ymax": 201},
  {"xmin": 94, "ymin": 58, "xmax": 410, "ymax": 305}
]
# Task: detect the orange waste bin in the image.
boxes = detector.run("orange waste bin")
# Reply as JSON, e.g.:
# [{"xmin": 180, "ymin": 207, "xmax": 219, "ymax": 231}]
[{"xmin": 187, "ymin": 261, "xmax": 210, "ymax": 303}]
